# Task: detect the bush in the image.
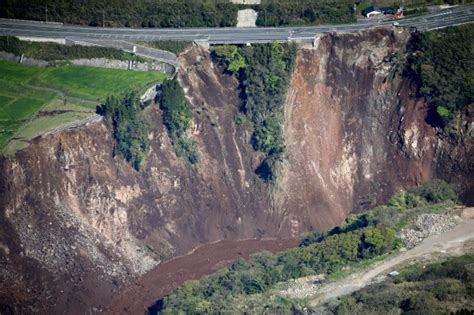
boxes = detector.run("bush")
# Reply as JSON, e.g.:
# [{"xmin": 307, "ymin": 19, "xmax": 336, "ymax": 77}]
[
  {"xmin": 176, "ymin": 138, "xmax": 199, "ymax": 165},
  {"xmin": 158, "ymin": 78, "xmax": 198, "ymax": 165},
  {"xmin": 407, "ymin": 24, "xmax": 473, "ymax": 126},
  {"xmin": 387, "ymin": 191, "xmax": 427, "ymax": 211},
  {"xmin": 139, "ymin": 41, "xmax": 192, "ymax": 55},
  {"xmin": 159, "ymin": 78, "xmax": 192, "ymax": 138},
  {"xmin": 97, "ymin": 93, "xmax": 150, "ymax": 170},
  {"xmin": 409, "ymin": 179, "xmax": 457, "ymax": 204},
  {"xmin": 213, "ymin": 45, "xmax": 247, "ymax": 74},
  {"xmin": 0, "ymin": 36, "xmax": 142, "ymax": 61}
]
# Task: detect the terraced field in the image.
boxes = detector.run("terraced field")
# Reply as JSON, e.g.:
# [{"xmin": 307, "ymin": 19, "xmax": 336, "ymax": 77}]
[{"xmin": 0, "ymin": 60, "xmax": 167, "ymax": 153}]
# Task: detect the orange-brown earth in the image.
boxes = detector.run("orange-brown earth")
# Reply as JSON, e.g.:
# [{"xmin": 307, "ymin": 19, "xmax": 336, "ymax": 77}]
[
  {"xmin": 0, "ymin": 28, "xmax": 472, "ymax": 314},
  {"xmin": 104, "ymin": 238, "xmax": 298, "ymax": 315}
]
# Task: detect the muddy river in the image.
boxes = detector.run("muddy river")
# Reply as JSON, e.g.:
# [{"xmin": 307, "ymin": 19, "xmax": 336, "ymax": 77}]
[{"xmin": 104, "ymin": 238, "xmax": 298, "ymax": 314}]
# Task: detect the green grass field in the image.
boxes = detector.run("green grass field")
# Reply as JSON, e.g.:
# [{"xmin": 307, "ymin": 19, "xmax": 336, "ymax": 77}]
[{"xmin": 0, "ymin": 60, "xmax": 167, "ymax": 153}]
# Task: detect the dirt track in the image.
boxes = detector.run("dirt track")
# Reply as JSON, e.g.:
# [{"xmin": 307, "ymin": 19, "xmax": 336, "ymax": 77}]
[
  {"xmin": 103, "ymin": 238, "xmax": 297, "ymax": 315},
  {"xmin": 310, "ymin": 219, "xmax": 474, "ymax": 306}
]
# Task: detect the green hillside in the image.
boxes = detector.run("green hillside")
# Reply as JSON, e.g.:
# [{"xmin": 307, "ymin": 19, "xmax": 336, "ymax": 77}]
[{"xmin": 0, "ymin": 60, "xmax": 166, "ymax": 153}]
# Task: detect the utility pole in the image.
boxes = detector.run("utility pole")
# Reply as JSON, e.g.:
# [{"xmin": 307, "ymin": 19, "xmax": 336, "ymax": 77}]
[
  {"xmin": 102, "ymin": 10, "xmax": 105, "ymax": 27},
  {"xmin": 45, "ymin": 4, "xmax": 48, "ymax": 22}
]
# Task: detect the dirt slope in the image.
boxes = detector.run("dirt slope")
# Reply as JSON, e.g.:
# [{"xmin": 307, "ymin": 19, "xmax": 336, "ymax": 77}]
[
  {"xmin": 0, "ymin": 28, "xmax": 472, "ymax": 313},
  {"xmin": 277, "ymin": 28, "xmax": 473, "ymax": 233}
]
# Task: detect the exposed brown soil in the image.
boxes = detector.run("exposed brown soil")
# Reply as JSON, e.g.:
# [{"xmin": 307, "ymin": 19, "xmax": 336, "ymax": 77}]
[
  {"xmin": 103, "ymin": 238, "xmax": 298, "ymax": 315},
  {"xmin": 0, "ymin": 29, "xmax": 472, "ymax": 314}
]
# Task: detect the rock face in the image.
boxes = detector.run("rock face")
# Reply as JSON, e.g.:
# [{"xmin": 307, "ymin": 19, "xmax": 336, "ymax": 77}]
[
  {"xmin": 277, "ymin": 28, "xmax": 473, "ymax": 232},
  {"xmin": 0, "ymin": 28, "xmax": 472, "ymax": 313}
]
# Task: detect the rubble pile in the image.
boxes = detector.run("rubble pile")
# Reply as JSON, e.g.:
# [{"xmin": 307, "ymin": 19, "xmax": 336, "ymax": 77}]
[
  {"xmin": 400, "ymin": 213, "xmax": 461, "ymax": 248},
  {"xmin": 279, "ymin": 275, "xmax": 324, "ymax": 299}
]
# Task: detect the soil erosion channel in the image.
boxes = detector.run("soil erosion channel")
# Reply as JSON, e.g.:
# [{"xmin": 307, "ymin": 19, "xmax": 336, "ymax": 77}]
[{"xmin": 104, "ymin": 238, "xmax": 298, "ymax": 314}]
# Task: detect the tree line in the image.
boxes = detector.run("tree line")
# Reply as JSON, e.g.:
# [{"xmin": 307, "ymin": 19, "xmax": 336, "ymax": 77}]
[
  {"xmin": 0, "ymin": 36, "xmax": 143, "ymax": 61},
  {"xmin": 157, "ymin": 180, "xmax": 458, "ymax": 314},
  {"xmin": 97, "ymin": 93, "xmax": 150, "ymax": 171},
  {"xmin": 406, "ymin": 24, "xmax": 473, "ymax": 128},
  {"xmin": 254, "ymin": 0, "xmax": 355, "ymax": 26},
  {"xmin": 158, "ymin": 78, "xmax": 198, "ymax": 165},
  {"xmin": 0, "ymin": 0, "xmax": 356, "ymax": 28},
  {"xmin": 0, "ymin": 0, "xmax": 237, "ymax": 28},
  {"xmin": 214, "ymin": 42, "xmax": 297, "ymax": 182}
]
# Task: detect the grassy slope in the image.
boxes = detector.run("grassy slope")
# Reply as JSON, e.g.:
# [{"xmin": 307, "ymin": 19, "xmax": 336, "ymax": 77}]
[{"xmin": 0, "ymin": 60, "xmax": 166, "ymax": 153}]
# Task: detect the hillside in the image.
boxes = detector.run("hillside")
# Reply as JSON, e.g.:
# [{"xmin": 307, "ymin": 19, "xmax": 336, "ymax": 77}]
[
  {"xmin": 0, "ymin": 60, "xmax": 166, "ymax": 153},
  {"xmin": 154, "ymin": 183, "xmax": 472, "ymax": 313},
  {"xmin": 0, "ymin": 26, "xmax": 472, "ymax": 313}
]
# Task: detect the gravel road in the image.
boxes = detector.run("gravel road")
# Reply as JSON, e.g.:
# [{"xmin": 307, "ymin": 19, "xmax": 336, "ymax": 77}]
[{"xmin": 310, "ymin": 218, "xmax": 474, "ymax": 306}]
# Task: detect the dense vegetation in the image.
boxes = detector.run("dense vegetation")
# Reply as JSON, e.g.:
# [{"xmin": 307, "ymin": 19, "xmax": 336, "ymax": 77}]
[
  {"xmin": 0, "ymin": 36, "xmax": 143, "ymax": 61},
  {"xmin": 158, "ymin": 78, "xmax": 198, "ymax": 165},
  {"xmin": 330, "ymin": 254, "xmax": 474, "ymax": 314},
  {"xmin": 255, "ymin": 0, "xmax": 356, "ymax": 27},
  {"xmin": 301, "ymin": 179, "xmax": 458, "ymax": 247},
  {"xmin": 138, "ymin": 41, "xmax": 193, "ymax": 55},
  {"xmin": 156, "ymin": 180, "xmax": 458, "ymax": 314},
  {"xmin": 407, "ymin": 24, "xmax": 473, "ymax": 126},
  {"xmin": 214, "ymin": 43, "xmax": 297, "ymax": 181},
  {"xmin": 0, "ymin": 0, "xmax": 237, "ymax": 28},
  {"xmin": 97, "ymin": 93, "xmax": 150, "ymax": 170}
]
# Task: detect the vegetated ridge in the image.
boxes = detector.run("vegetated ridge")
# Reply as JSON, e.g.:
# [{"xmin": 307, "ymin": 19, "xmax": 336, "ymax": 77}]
[{"xmin": 0, "ymin": 26, "xmax": 472, "ymax": 314}]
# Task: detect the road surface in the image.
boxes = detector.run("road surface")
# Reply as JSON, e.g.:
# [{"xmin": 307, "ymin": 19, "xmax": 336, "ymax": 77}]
[
  {"xmin": 310, "ymin": 218, "xmax": 474, "ymax": 306},
  {"xmin": 0, "ymin": 5, "xmax": 473, "ymax": 44}
]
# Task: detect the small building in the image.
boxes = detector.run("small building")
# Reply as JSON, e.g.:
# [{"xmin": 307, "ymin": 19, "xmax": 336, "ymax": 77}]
[{"xmin": 362, "ymin": 6, "xmax": 382, "ymax": 18}]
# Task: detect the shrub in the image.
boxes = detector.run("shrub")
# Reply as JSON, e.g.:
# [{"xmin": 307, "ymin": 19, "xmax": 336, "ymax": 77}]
[
  {"xmin": 158, "ymin": 78, "xmax": 198, "ymax": 165},
  {"xmin": 0, "ymin": 36, "xmax": 142, "ymax": 61},
  {"xmin": 158, "ymin": 78, "xmax": 192, "ymax": 138},
  {"xmin": 97, "ymin": 93, "xmax": 150, "ymax": 170},
  {"xmin": 409, "ymin": 179, "xmax": 457, "ymax": 204},
  {"xmin": 140, "ymin": 41, "xmax": 192, "ymax": 54},
  {"xmin": 388, "ymin": 191, "xmax": 427, "ymax": 211},
  {"xmin": 408, "ymin": 24, "xmax": 473, "ymax": 126},
  {"xmin": 213, "ymin": 45, "xmax": 247, "ymax": 74},
  {"xmin": 215, "ymin": 42, "xmax": 297, "ymax": 182}
]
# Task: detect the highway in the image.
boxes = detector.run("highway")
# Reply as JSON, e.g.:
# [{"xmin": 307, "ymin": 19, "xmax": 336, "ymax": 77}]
[{"xmin": 0, "ymin": 4, "xmax": 473, "ymax": 44}]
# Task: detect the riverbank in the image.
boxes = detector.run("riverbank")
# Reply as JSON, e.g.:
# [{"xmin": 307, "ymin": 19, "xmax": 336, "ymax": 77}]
[{"xmin": 103, "ymin": 238, "xmax": 298, "ymax": 314}]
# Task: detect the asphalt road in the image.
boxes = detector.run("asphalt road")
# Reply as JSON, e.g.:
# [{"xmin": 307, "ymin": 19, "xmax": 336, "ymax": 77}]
[{"xmin": 0, "ymin": 4, "xmax": 473, "ymax": 44}]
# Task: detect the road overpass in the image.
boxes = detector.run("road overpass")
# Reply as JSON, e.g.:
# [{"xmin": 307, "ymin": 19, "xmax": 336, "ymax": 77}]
[
  {"xmin": 0, "ymin": 4, "xmax": 473, "ymax": 45},
  {"xmin": 0, "ymin": 4, "xmax": 472, "ymax": 67}
]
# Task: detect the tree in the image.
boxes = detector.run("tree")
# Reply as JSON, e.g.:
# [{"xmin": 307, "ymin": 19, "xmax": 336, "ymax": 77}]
[{"xmin": 97, "ymin": 93, "xmax": 150, "ymax": 170}]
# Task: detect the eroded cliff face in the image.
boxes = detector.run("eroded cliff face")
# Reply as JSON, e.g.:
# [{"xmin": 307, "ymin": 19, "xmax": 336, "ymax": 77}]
[
  {"xmin": 0, "ymin": 28, "xmax": 472, "ymax": 313},
  {"xmin": 276, "ymin": 28, "xmax": 472, "ymax": 234}
]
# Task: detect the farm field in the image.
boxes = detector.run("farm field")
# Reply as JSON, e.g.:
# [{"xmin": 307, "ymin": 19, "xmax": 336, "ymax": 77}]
[{"xmin": 0, "ymin": 60, "xmax": 167, "ymax": 153}]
